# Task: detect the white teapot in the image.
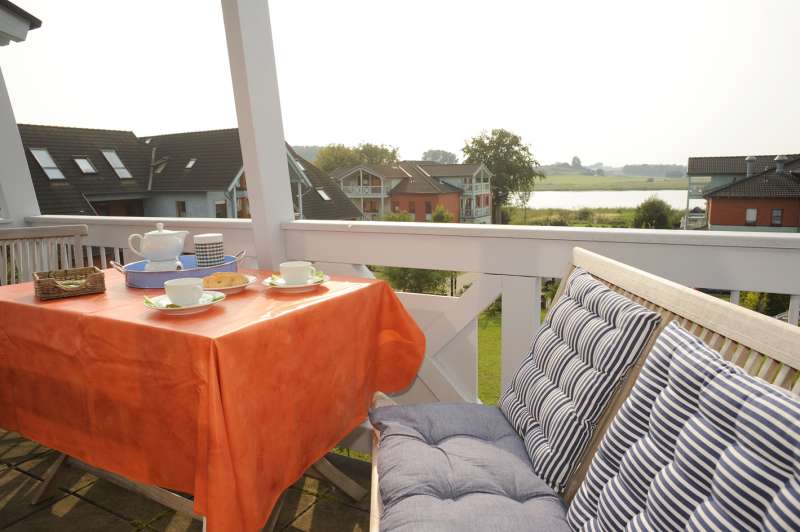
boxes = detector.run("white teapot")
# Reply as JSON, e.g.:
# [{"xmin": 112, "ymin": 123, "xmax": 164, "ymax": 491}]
[{"xmin": 128, "ymin": 223, "xmax": 189, "ymax": 266}]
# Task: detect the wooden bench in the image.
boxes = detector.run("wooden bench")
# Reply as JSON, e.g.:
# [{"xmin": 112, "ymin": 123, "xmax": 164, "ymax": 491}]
[{"xmin": 369, "ymin": 246, "xmax": 800, "ymax": 530}]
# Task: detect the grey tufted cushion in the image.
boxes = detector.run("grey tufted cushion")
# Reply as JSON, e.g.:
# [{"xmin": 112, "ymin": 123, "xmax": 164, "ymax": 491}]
[
  {"xmin": 370, "ymin": 403, "xmax": 570, "ymax": 532},
  {"xmin": 568, "ymin": 322, "xmax": 800, "ymax": 530},
  {"xmin": 499, "ymin": 267, "xmax": 661, "ymax": 492}
]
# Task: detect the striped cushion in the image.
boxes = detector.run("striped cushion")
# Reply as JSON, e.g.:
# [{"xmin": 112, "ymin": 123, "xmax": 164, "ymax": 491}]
[
  {"xmin": 568, "ymin": 322, "xmax": 800, "ymax": 531},
  {"xmin": 499, "ymin": 267, "xmax": 660, "ymax": 492}
]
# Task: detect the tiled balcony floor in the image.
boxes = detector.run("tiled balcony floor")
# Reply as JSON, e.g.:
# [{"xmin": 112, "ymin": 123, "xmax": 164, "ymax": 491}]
[{"xmin": 0, "ymin": 430, "xmax": 371, "ymax": 531}]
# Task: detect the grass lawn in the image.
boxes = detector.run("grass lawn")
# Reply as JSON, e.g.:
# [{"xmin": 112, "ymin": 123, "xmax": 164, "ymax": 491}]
[
  {"xmin": 507, "ymin": 206, "xmax": 638, "ymax": 227},
  {"xmin": 536, "ymin": 173, "xmax": 689, "ymax": 191},
  {"xmin": 478, "ymin": 313, "xmax": 502, "ymax": 404}
]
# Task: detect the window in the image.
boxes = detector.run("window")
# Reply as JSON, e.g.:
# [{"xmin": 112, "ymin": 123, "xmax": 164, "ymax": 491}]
[
  {"xmin": 364, "ymin": 199, "xmax": 379, "ymax": 213},
  {"xmin": 316, "ymin": 188, "xmax": 331, "ymax": 201},
  {"xmin": 392, "ymin": 201, "xmax": 400, "ymax": 212},
  {"xmin": 772, "ymin": 208, "xmax": 783, "ymax": 226},
  {"xmin": 215, "ymin": 200, "xmax": 227, "ymax": 218},
  {"xmin": 408, "ymin": 201, "xmax": 416, "ymax": 213},
  {"xmin": 185, "ymin": 158, "xmax": 197, "ymax": 169},
  {"xmin": 176, "ymin": 201, "xmax": 187, "ymax": 217},
  {"xmin": 745, "ymin": 208, "xmax": 758, "ymax": 225},
  {"xmin": 102, "ymin": 149, "xmax": 132, "ymax": 178},
  {"xmin": 30, "ymin": 148, "xmax": 65, "ymax": 180},
  {"xmin": 74, "ymin": 157, "xmax": 97, "ymax": 174},
  {"xmin": 154, "ymin": 161, "xmax": 167, "ymax": 174},
  {"xmin": 425, "ymin": 201, "xmax": 432, "ymax": 214}
]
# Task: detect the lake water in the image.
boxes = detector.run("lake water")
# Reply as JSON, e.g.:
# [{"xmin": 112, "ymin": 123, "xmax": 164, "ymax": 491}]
[{"xmin": 527, "ymin": 190, "xmax": 705, "ymax": 210}]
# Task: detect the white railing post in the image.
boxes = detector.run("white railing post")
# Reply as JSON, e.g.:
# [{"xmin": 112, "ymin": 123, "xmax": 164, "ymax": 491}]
[
  {"xmin": 500, "ymin": 276, "xmax": 542, "ymax": 389},
  {"xmin": 789, "ymin": 295, "xmax": 800, "ymax": 326},
  {"xmin": 221, "ymin": 0, "xmax": 294, "ymax": 270},
  {"xmin": 0, "ymin": 66, "xmax": 40, "ymax": 226}
]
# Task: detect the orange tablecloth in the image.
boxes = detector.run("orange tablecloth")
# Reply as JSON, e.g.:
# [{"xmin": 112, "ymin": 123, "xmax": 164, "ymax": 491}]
[{"xmin": 0, "ymin": 270, "xmax": 424, "ymax": 531}]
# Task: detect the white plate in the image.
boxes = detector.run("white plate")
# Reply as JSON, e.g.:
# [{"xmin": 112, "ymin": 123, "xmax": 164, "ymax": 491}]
[
  {"xmin": 204, "ymin": 274, "xmax": 257, "ymax": 295},
  {"xmin": 144, "ymin": 291, "xmax": 226, "ymax": 316},
  {"xmin": 262, "ymin": 274, "xmax": 330, "ymax": 293}
]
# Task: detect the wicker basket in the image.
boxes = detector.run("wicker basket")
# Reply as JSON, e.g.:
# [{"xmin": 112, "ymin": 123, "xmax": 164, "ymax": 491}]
[{"xmin": 34, "ymin": 267, "xmax": 106, "ymax": 300}]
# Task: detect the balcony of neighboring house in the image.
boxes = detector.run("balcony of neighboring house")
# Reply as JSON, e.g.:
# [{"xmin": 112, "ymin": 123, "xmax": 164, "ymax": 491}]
[
  {"xmin": 341, "ymin": 184, "xmax": 384, "ymax": 198},
  {"xmin": 462, "ymin": 204, "xmax": 491, "ymax": 219},
  {"xmin": 462, "ymin": 182, "xmax": 491, "ymax": 195}
]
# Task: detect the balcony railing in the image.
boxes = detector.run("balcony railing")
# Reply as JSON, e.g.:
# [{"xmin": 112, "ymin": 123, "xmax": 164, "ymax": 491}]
[
  {"xmin": 463, "ymin": 206, "xmax": 491, "ymax": 218},
  {"xmin": 24, "ymin": 215, "xmax": 800, "ymax": 423},
  {"xmin": 341, "ymin": 185, "xmax": 384, "ymax": 197},
  {"xmin": 462, "ymin": 183, "xmax": 490, "ymax": 194}
]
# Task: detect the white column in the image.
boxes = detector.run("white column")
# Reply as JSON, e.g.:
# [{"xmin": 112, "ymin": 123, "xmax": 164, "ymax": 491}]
[
  {"xmin": 221, "ymin": 0, "xmax": 294, "ymax": 269},
  {"xmin": 789, "ymin": 295, "xmax": 800, "ymax": 327},
  {"xmin": 729, "ymin": 290, "xmax": 740, "ymax": 306},
  {"xmin": 500, "ymin": 276, "xmax": 542, "ymax": 389},
  {"xmin": 0, "ymin": 66, "xmax": 40, "ymax": 226}
]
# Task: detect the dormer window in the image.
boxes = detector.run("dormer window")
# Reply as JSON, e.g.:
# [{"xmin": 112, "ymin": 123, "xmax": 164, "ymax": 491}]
[
  {"xmin": 317, "ymin": 188, "xmax": 331, "ymax": 201},
  {"xmin": 30, "ymin": 148, "xmax": 65, "ymax": 180},
  {"xmin": 185, "ymin": 158, "xmax": 197, "ymax": 169},
  {"xmin": 102, "ymin": 149, "xmax": 132, "ymax": 178},
  {"xmin": 74, "ymin": 157, "xmax": 97, "ymax": 174},
  {"xmin": 154, "ymin": 162, "xmax": 167, "ymax": 174}
]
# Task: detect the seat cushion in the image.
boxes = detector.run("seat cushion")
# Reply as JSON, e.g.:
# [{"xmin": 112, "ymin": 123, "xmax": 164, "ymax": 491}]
[
  {"xmin": 568, "ymin": 321, "xmax": 800, "ymax": 531},
  {"xmin": 499, "ymin": 267, "xmax": 661, "ymax": 492},
  {"xmin": 370, "ymin": 403, "xmax": 570, "ymax": 532}
]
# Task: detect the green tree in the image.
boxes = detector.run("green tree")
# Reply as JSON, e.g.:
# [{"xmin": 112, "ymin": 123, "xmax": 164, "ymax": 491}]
[
  {"xmin": 314, "ymin": 143, "xmax": 399, "ymax": 173},
  {"xmin": 632, "ymin": 197, "xmax": 674, "ymax": 229},
  {"xmin": 314, "ymin": 144, "xmax": 363, "ymax": 173},
  {"xmin": 571, "ymin": 156, "xmax": 582, "ymax": 168},
  {"xmin": 741, "ymin": 292, "xmax": 790, "ymax": 317},
  {"xmin": 357, "ymin": 143, "xmax": 399, "ymax": 166},
  {"xmin": 422, "ymin": 149, "xmax": 458, "ymax": 164},
  {"xmin": 431, "ymin": 204, "xmax": 455, "ymax": 222},
  {"xmin": 463, "ymin": 129, "xmax": 545, "ymax": 223}
]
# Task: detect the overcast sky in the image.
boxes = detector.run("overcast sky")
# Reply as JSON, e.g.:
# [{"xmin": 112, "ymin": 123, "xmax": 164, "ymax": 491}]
[{"xmin": 3, "ymin": 0, "xmax": 798, "ymax": 166}]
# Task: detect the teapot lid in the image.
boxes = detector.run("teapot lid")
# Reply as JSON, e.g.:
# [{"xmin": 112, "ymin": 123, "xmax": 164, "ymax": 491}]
[{"xmin": 145, "ymin": 223, "xmax": 185, "ymax": 236}]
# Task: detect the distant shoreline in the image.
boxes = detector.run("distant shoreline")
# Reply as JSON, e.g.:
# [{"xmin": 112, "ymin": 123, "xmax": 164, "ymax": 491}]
[{"xmin": 534, "ymin": 174, "xmax": 690, "ymax": 191}]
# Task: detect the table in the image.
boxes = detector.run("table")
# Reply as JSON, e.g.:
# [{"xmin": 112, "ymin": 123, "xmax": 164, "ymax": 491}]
[{"xmin": 0, "ymin": 270, "xmax": 425, "ymax": 531}]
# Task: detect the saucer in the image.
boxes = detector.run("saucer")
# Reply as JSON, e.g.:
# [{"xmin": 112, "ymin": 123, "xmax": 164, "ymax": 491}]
[
  {"xmin": 262, "ymin": 273, "xmax": 329, "ymax": 293},
  {"xmin": 144, "ymin": 291, "xmax": 226, "ymax": 316}
]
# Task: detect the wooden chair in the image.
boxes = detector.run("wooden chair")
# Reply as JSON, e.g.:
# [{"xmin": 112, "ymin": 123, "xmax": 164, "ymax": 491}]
[
  {"xmin": 0, "ymin": 225, "xmax": 88, "ymax": 285},
  {"xmin": 369, "ymin": 246, "xmax": 800, "ymax": 530}
]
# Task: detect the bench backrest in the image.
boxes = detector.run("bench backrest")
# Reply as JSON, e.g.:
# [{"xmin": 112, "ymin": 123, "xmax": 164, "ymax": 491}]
[
  {"xmin": 562, "ymin": 247, "xmax": 800, "ymax": 502},
  {"xmin": 0, "ymin": 225, "xmax": 88, "ymax": 285}
]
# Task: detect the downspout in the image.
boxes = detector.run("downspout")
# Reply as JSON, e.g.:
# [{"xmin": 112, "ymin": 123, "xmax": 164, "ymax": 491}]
[
  {"xmin": 296, "ymin": 181, "xmax": 304, "ymax": 220},
  {"xmin": 148, "ymin": 147, "xmax": 156, "ymax": 191},
  {"xmin": 227, "ymin": 166, "xmax": 245, "ymax": 219}
]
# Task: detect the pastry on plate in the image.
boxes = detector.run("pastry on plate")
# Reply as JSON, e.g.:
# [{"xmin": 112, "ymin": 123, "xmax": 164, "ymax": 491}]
[{"xmin": 203, "ymin": 272, "xmax": 249, "ymax": 289}]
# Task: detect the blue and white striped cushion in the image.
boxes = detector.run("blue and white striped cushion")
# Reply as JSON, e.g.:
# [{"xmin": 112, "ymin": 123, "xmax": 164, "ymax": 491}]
[
  {"xmin": 499, "ymin": 267, "xmax": 660, "ymax": 492},
  {"xmin": 568, "ymin": 321, "xmax": 800, "ymax": 531}
]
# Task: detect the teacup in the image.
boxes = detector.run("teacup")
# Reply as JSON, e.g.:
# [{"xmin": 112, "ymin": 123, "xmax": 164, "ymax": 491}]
[
  {"xmin": 164, "ymin": 278, "xmax": 203, "ymax": 307},
  {"xmin": 279, "ymin": 261, "xmax": 317, "ymax": 285}
]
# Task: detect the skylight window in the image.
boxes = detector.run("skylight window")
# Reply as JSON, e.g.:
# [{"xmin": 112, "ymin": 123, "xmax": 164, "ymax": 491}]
[
  {"xmin": 102, "ymin": 149, "xmax": 132, "ymax": 178},
  {"xmin": 316, "ymin": 188, "xmax": 331, "ymax": 201},
  {"xmin": 74, "ymin": 157, "xmax": 97, "ymax": 174},
  {"xmin": 30, "ymin": 148, "xmax": 65, "ymax": 180},
  {"xmin": 186, "ymin": 158, "xmax": 197, "ymax": 169}
]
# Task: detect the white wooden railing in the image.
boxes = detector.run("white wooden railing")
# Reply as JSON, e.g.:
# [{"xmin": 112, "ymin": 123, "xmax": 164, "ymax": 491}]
[
  {"xmin": 25, "ymin": 215, "xmax": 800, "ymax": 408},
  {"xmin": 463, "ymin": 206, "xmax": 491, "ymax": 218},
  {"xmin": 462, "ymin": 182, "xmax": 490, "ymax": 195}
]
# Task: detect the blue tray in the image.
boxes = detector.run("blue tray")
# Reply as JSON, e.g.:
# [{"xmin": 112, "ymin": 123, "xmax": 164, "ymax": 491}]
[{"xmin": 111, "ymin": 251, "xmax": 245, "ymax": 289}]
